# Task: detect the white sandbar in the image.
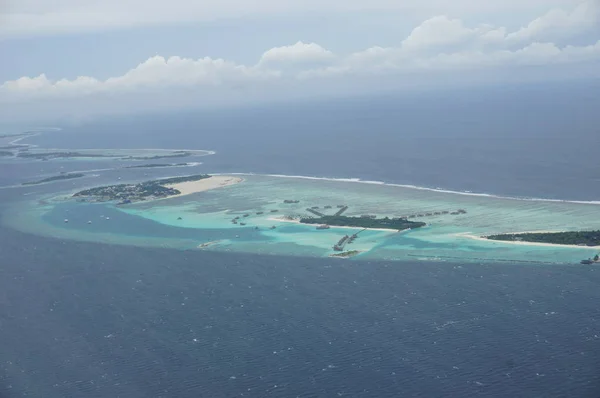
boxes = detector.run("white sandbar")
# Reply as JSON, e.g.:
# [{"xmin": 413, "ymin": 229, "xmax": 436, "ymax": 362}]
[{"xmin": 166, "ymin": 176, "xmax": 243, "ymax": 198}]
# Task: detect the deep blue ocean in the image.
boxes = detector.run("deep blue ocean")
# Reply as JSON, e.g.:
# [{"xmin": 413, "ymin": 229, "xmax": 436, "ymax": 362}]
[{"xmin": 1, "ymin": 84, "xmax": 600, "ymax": 397}]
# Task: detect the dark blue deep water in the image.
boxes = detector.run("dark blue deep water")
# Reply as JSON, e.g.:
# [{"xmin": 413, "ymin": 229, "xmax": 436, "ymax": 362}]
[{"xmin": 1, "ymin": 85, "xmax": 600, "ymax": 397}]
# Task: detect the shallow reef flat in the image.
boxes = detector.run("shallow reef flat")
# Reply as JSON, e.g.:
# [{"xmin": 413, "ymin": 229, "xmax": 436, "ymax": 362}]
[{"xmin": 4, "ymin": 174, "xmax": 600, "ymax": 264}]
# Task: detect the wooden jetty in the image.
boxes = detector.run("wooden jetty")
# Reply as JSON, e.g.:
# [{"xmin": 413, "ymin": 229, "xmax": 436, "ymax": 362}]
[
  {"xmin": 307, "ymin": 208, "xmax": 325, "ymax": 217},
  {"xmin": 334, "ymin": 206, "xmax": 348, "ymax": 216}
]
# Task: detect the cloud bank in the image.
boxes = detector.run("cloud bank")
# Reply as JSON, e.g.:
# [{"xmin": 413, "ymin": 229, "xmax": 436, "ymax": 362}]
[
  {"xmin": 1, "ymin": 0, "xmax": 598, "ymax": 120},
  {"xmin": 1, "ymin": 0, "xmax": 587, "ymax": 39}
]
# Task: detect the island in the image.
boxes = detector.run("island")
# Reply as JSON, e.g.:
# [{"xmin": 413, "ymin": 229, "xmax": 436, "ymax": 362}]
[
  {"xmin": 0, "ymin": 132, "xmax": 32, "ymax": 139},
  {"xmin": 17, "ymin": 151, "xmax": 110, "ymax": 160},
  {"xmin": 16, "ymin": 150, "xmax": 197, "ymax": 161},
  {"xmin": 124, "ymin": 163, "xmax": 191, "ymax": 169},
  {"xmin": 486, "ymin": 231, "xmax": 600, "ymax": 247},
  {"xmin": 73, "ymin": 174, "xmax": 211, "ymax": 203},
  {"xmin": 299, "ymin": 215, "xmax": 426, "ymax": 231},
  {"xmin": 22, "ymin": 173, "xmax": 85, "ymax": 186},
  {"xmin": 126, "ymin": 151, "xmax": 193, "ymax": 160}
]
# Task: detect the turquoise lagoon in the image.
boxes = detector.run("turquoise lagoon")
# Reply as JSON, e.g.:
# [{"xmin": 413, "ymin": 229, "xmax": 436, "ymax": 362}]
[{"xmin": 5, "ymin": 174, "xmax": 600, "ymax": 264}]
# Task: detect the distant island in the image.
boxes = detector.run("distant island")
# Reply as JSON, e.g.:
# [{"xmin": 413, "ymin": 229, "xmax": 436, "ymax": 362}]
[
  {"xmin": 16, "ymin": 150, "xmax": 196, "ymax": 161},
  {"xmin": 17, "ymin": 151, "xmax": 110, "ymax": 160},
  {"xmin": 486, "ymin": 231, "xmax": 600, "ymax": 247},
  {"xmin": 300, "ymin": 215, "xmax": 426, "ymax": 231},
  {"xmin": 23, "ymin": 173, "xmax": 85, "ymax": 186},
  {"xmin": 0, "ymin": 150, "xmax": 13, "ymax": 157},
  {"xmin": 0, "ymin": 132, "xmax": 32, "ymax": 139},
  {"xmin": 73, "ymin": 174, "xmax": 211, "ymax": 203},
  {"xmin": 0, "ymin": 145, "xmax": 28, "ymax": 150},
  {"xmin": 124, "ymin": 163, "xmax": 191, "ymax": 169},
  {"xmin": 126, "ymin": 151, "xmax": 194, "ymax": 161}
]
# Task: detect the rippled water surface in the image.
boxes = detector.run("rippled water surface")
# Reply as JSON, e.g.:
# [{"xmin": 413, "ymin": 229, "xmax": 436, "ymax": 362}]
[{"xmin": 1, "ymin": 91, "xmax": 600, "ymax": 397}]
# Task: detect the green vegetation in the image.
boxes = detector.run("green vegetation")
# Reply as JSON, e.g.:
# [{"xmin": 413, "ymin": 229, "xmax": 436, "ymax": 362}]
[
  {"xmin": 125, "ymin": 163, "xmax": 189, "ymax": 169},
  {"xmin": 330, "ymin": 250, "xmax": 361, "ymax": 258},
  {"xmin": 17, "ymin": 151, "xmax": 109, "ymax": 160},
  {"xmin": 23, "ymin": 173, "xmax": 85, "ymax": 186},
  {"xmin": 17, "ymin": 151, "xmax": 193, "ymax": 161},
  {"xmin": 487, "ymin": 231, "xmax": 600, "ymax": 246},
  {"xmin": 73, "ymin": 174, "xmax": 211, "ymax": 202},
  {"xmin": 300, "ymin": 215, "xmax": 426, "ymax": 230},
  {"xmin": 127, "ymin": 152, "xmax": 192, "ymax": 160},
  {"xmin": 155, "ymin": 174, "xmax": 211, "ymax": 185},
  {"xmin": 0, "ymin": 133, "xmax": 30, "ymax": 139}
]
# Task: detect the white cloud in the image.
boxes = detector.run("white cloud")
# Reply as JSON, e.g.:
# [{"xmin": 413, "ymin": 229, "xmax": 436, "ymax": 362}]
[
  {"xmin": 399, "ymin": 0, "xmax": 599, "ymax": 52},
  {"xmin": 401, "ymin": 16, "xmax": 484, "ymax": 51},
  {"xmin": 506, "ymin": 0, "xmax": 600, "ymax": 43},
  {"xmin": 0, "ymin": 1, "xmax": 598, "ymax": 107},
  {"xmin": 259, "ymin": 41, "xmax": 334, "ymax": 65},
  {"xmin": 0, "ymin": 0, "xmax": 585, "ymax": 39},
  {"xmin": 1, "ymin": 56, "xmax": 278, "ymax": 99}
]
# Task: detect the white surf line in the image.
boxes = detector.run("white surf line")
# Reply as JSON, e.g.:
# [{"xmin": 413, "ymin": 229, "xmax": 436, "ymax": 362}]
[{"xmin": 211, "ymin": 172, "xmax": 600, "ymax": 206}]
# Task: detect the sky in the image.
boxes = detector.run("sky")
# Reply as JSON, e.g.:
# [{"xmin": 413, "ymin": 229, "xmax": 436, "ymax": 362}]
[{"xmin": 1, "ymin": 0, "xmax": 599, "ymax": 123}]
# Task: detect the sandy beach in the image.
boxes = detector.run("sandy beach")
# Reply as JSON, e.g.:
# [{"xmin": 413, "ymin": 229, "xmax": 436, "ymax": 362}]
[
  {"xmin": 268, "ymin": 216, "xmax": 401, "ymax": 233},
  {"xmin": 455, "ymin": 232, "xmax": 600, "ymax": 249},
  {"xmin": 166, "ymin": 176, "xmax": 243, "ymax": 198}
]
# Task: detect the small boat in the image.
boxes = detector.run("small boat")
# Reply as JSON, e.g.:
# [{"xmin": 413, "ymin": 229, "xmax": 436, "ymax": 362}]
[
  {"xmin": 581, "ymin": 259, "xmax": 594, "ymax": 265},
  {"xmin": 64, "ymin": 219, "xmax": 69, "ymax": 223},
  {"xmin": 87, "ymin": 221, "xmax": 92, "ymax": 224}
]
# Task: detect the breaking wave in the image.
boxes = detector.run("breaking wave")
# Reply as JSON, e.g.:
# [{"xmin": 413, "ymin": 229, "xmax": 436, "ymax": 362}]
[{"xmin": 219, "ymin": 172, "xmax": 600, "ymax": 206}]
